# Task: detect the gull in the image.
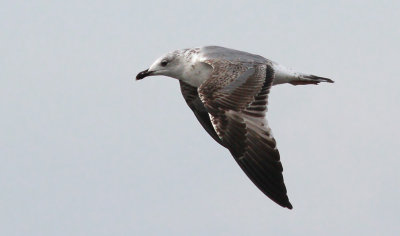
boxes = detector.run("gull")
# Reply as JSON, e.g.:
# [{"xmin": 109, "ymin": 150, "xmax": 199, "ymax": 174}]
[{"xmin": 136, "ymin": 46, "xmax": 333, "ymax": 209}]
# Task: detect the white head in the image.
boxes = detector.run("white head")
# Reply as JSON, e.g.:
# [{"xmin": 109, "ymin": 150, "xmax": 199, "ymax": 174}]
[{"xmin": 136, "ymin": 50, "xmax": 186, "ymax": 80}]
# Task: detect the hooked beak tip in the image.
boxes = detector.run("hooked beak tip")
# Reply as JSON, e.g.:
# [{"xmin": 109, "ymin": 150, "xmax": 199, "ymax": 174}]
[{"xmin": 136, "ymin": 69, "xmax": 152, "ymax": 80}]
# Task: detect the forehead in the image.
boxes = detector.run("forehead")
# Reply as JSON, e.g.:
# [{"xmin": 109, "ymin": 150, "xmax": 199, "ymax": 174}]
[
  {"xmin": 168, "ymin": 49, "xmax": 185, "ymax": 58},
  {"xmin": 157, "ymin": 50, "xmax": 181, "ymax": 62}
]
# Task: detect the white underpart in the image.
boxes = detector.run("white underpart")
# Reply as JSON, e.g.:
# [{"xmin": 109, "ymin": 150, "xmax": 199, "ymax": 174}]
[
  {"xmin": 180, "ymin": 53, "xmax": 212, "ymax": 87},
  {"xmin": 170, "ymin": 48, "xmax": 311, "ymax": 88},
  {"xmin": 178, "ymin": 56, "xmax": 306, "ymax": 87}
]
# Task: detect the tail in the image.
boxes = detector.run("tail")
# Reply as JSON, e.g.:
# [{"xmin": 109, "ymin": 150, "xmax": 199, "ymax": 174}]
[
  {"xmin": 272, "ymin": 63, "xmax": 334, "ymax": 86},
  {"xmin": 290, "ymin": 74, "xmax": 334, "ymax": 86}
]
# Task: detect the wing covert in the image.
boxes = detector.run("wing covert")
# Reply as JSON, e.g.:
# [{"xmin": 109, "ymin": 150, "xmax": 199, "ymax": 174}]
[
  {"xmin": 179, "ymin": 81, "xmax": 223, "ymax": 146},
  {"xmin": 198, "ymin": 62, "xmax": 293, "ymax": 209}
]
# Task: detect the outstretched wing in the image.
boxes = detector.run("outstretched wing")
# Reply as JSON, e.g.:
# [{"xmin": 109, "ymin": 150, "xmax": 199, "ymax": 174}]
[
  {"xmin": 198, "ymin": 60, "xmax": 293, "ymax": 209},
  {"xmin": 179, "ymin": 81, "xmax": 223, "ymax": 146}
]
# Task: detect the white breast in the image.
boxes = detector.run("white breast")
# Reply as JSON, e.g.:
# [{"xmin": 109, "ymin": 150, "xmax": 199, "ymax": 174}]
[{"xmin": 180, "ymin": 54, "xmax": 213, "ymax": 88}]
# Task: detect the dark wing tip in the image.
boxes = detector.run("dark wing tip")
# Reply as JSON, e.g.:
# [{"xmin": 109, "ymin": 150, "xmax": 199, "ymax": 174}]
[
  {"xmin": 271, "ymin": 191, "xmax": 293, "ymax": 209},
  {"xmin": 284, "ymin": 200, "xmax": 293, "ymax": 210}
]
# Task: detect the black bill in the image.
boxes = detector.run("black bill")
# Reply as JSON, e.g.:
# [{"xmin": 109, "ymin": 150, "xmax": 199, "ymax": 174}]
[{"xmin": 136, "ymin": 69, "xmax": 152, "ymax": 80}]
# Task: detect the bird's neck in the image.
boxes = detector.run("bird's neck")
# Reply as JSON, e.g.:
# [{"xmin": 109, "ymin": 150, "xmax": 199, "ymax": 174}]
[{"xmin": 178, "ymin": 61, "xmax": 212, "ymax": 88}]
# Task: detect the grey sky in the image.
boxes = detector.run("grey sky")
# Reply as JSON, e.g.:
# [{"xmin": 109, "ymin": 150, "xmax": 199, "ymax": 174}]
[{"xmin": 1, "ymin": 0, "xmax": 399, "ymax": 235}]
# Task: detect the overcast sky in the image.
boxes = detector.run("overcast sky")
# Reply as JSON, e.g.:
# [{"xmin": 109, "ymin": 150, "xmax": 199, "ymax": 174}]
[{"xmin": 1, "ymin": 0, "xmax": 400, "ymax": 235}]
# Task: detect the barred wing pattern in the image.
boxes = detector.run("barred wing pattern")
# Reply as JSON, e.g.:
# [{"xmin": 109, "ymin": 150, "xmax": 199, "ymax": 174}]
[
  {"xmin": 197, "ymin": 61, "xmax": 292, "ymax": 209},
  {"xmin": 179, "ymin": 81, "xmax": 223, "ymax": 146}
]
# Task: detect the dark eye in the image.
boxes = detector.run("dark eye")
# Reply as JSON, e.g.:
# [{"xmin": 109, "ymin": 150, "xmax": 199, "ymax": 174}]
[{"xmin": 161, "ymin": 60, "xmax": 168, "ymax": 67}]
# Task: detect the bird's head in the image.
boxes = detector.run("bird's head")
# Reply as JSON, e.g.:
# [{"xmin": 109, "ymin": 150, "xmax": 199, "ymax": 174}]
[{"xmin": 136, "ymin": 50, "xmax": 185, "ymax": 80}]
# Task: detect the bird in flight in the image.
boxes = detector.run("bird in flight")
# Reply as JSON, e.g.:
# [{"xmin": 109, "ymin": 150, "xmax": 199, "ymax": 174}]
[{"xmin": 136, "ymin": 46, "xmax": 333, "ymax": 209}]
